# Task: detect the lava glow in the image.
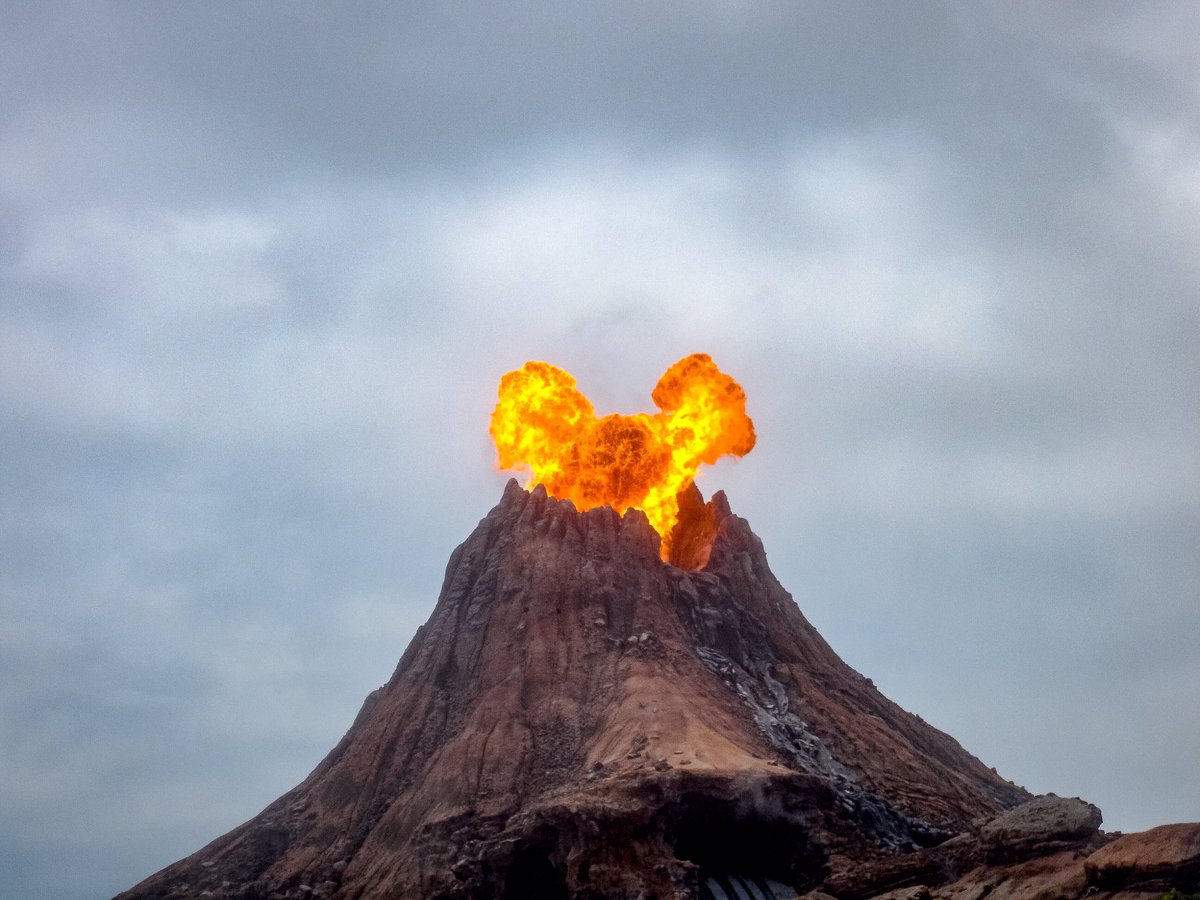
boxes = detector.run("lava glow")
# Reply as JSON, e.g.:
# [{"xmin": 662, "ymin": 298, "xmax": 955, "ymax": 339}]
[{"xmin": 490, "ymin": 354, "xmax": 755, "ymax": 557}]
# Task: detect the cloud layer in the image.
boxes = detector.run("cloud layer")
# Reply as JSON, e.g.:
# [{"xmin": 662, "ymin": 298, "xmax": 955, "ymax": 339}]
[{"xmin": 2, "ymin": 3, "xmax": 1197, "ymax": 897}]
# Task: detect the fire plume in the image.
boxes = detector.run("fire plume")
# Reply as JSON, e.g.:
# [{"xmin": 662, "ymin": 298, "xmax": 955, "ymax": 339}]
[{"xmin": 490, "ymin": 354, "xmax": 755, "ymax": 557}]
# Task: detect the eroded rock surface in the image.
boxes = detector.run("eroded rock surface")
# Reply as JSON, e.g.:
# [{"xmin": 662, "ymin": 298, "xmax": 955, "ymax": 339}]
[
  {"xmin": 820, "ymin": 798, "xmax": 1200, "ymax": 900},
  {"xmin": 1085, "ymin": 823, "xmax": 1200, "ymax": 893},
  {"xmin": 120, "ymin": 482, "xmax": 1150, "ymax": 900}
]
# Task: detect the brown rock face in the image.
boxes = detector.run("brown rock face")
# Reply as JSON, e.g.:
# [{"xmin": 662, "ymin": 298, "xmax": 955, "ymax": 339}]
[
  {"xmin": 823, "ymin": 795, "xmax": 1109, "ymax": 899},
  {"xmin": 1085, "ymin": 824, "xmax": 1200, "ymax": 893},
  {"xmin": 120, "ymin": 481, "xmax": 1032, "ymax": 900},
  {"xmin": 813, "ymin": 796, "xmax": 1200, "ymax": 900}
]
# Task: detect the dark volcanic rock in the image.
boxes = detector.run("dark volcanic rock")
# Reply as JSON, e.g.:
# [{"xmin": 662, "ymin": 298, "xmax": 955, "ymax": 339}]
[{"xmin": 120, "ymin": 481, "xmax": 1034, "ymax": 899}]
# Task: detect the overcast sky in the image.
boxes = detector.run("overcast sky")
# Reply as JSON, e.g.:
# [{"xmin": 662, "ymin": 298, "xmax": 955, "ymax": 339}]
[{"xmin": 2, "ymin": 3, "xmax": 1198, "ymax": 898}]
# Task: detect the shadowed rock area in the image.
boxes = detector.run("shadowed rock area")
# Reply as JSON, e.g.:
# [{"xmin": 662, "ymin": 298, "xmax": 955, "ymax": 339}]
[{"xmin": 117, "ymin": 483, "xmax": 1197, "ymax": 899}]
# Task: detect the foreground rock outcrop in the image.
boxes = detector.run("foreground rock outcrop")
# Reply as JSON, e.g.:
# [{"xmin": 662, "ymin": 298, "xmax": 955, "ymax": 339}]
[
  {"xmin": 119, "ymin": 483, "xmax": 1195, "ymax": 899},
  {"xmin": 825, "ymin": 806, "xmax": 1200, "ymax": 900}
]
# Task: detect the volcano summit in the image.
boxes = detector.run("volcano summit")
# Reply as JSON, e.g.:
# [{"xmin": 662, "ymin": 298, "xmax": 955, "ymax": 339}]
[{"xmin": 124, "ymin": 480, "xmax": 1079, "ymax": 899}]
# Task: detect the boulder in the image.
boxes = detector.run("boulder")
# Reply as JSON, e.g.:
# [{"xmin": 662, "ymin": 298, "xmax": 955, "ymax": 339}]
[{"xmin": 979, "ymin": 795, "xmax": 1102, "ymax": 862}]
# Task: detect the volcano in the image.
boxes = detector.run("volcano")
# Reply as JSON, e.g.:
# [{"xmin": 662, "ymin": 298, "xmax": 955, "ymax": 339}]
[{"xmin": 119, "ymin": 482, "xmax": 1198, "ymax": 900}]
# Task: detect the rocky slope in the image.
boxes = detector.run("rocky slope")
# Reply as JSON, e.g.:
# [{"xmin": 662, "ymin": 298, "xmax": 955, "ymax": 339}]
[
  {"xmin": 118, "ymin": 482, "xmax": 1195, "ymax": 899},
  {"xmin": 818, "ymin": 796, "xmax": 1200, "ymax": 900}
]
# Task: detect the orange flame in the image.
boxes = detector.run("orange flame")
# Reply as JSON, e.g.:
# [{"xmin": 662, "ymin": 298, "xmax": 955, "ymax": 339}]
[{"xmin": 490, "ymin": 354, "xmax": 755, "ymax": 557}]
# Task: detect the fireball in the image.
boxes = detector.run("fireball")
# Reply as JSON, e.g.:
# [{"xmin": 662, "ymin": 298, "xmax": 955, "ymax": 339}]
[{"xmin": 489, "ymin": 354, "xmax": 755, "ymax": 557}]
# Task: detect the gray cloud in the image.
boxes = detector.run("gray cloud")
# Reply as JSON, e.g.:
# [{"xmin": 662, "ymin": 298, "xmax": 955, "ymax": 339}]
[{"xmin": 1, "ymin": 3, "xmax": 1197, "ymax": 897}]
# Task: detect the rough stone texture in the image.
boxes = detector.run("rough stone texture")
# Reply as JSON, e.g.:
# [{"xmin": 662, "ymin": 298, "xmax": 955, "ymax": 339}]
[
  {"xmin": 978, "ymin": 795, "xmax": 1103, "ymax": 862},
  {"xmin": 1084, "ymin": 823, "xmax": 1200, "ymax": 892},
  {"xmin": 821, "ymin": 800, "xmax": 1200, "ymax": 900},
  {"xmin": 930, "ymin": 850, "xmax": 1090, "ymax": 900},
  {"xmin": 119, "ymin": 481, "xmax": 1033, "ymax": 899},
  {"xmin": 870, "ymin": 887, "xmax": 931, "ymax": 900}
]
